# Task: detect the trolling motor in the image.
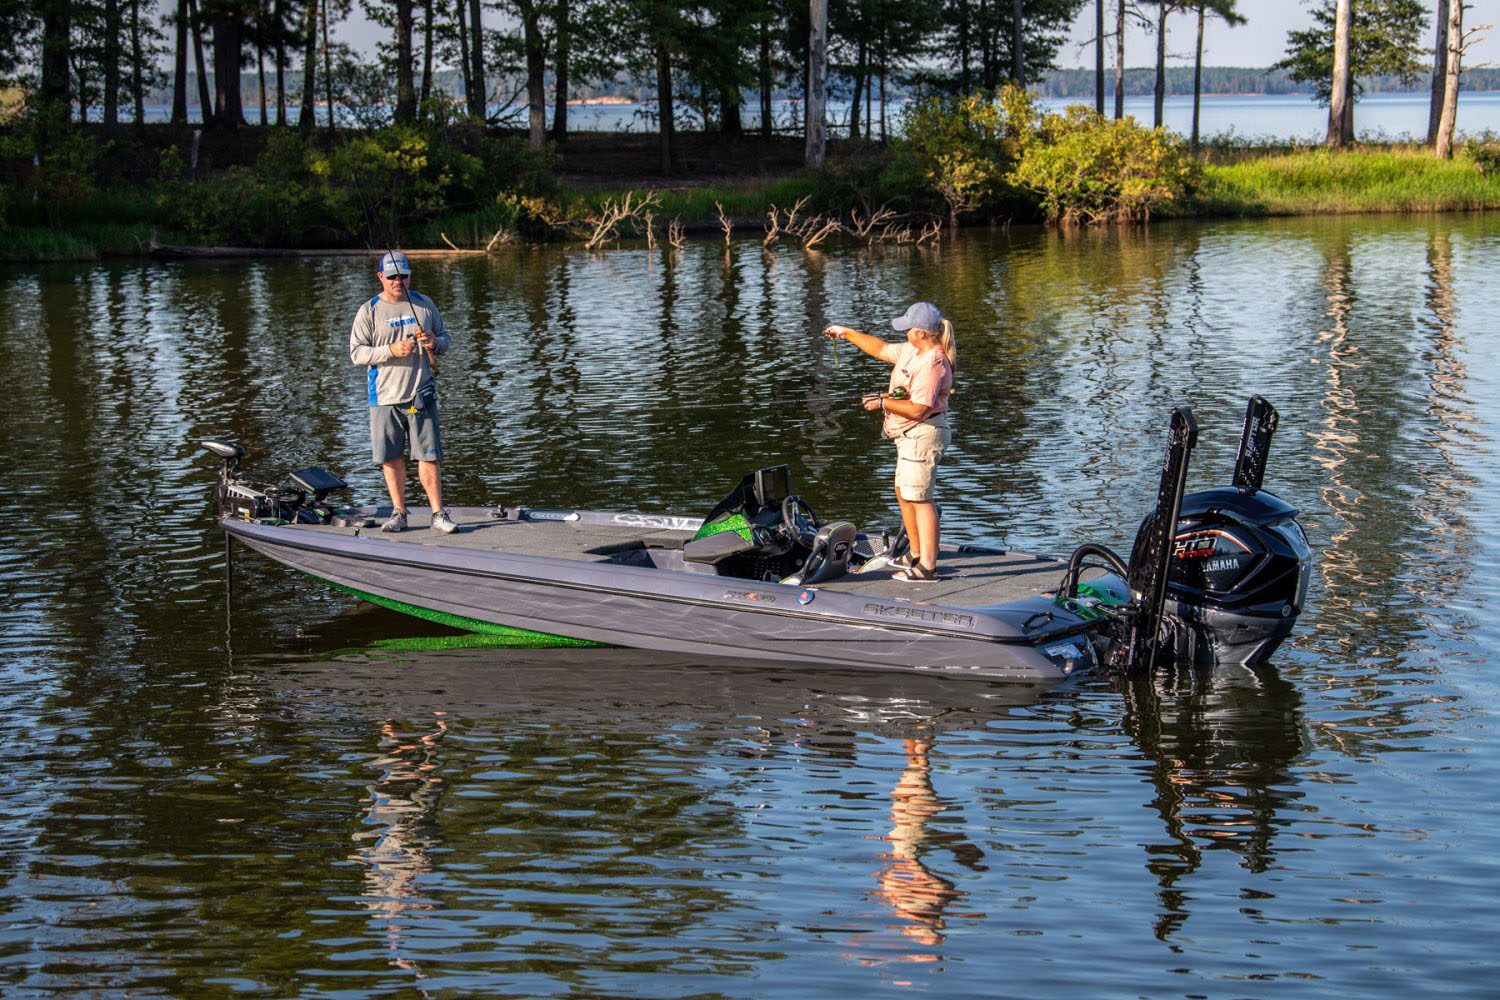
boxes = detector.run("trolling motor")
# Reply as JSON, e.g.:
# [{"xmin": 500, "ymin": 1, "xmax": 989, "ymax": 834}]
[
  {"xmin": 199, "ymin": 439, "xmax": 352, "ymax": 525},
  {"xmin": 1061, "ymin": 397, "xmax": 1313, "ymax": 670}
]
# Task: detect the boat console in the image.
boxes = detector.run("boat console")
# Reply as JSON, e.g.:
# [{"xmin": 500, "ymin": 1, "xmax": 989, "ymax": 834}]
[{"xmin": 683, "ymin": 464, "xmax": 857, "ymax": 584}]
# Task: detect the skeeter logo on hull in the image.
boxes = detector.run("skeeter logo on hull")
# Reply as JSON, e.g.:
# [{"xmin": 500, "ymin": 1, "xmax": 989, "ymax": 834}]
[
  {"xmin": 864, "ymin": 603, "xmax": 975, "ymax": 628},
  {"xmin": 613, "ymin": 513, "xmax": 702, "ymax": 531}
]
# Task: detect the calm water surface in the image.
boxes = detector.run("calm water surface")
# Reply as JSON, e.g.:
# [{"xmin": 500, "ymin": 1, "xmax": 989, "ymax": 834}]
[{"xmin": 1, "ymin": 217, "xmax": 1498, "ymax": 995}]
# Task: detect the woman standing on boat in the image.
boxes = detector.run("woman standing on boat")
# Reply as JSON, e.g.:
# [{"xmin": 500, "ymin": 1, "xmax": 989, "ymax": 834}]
[{"xmin": 824, "ymin": 302, "xmax": 956, "ymax": 582}]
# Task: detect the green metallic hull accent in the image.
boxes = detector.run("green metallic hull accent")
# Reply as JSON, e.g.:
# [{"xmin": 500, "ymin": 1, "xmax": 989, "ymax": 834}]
[{"xmin": 328, "ymin": 581, "xmax": 608, "ymax": 648}]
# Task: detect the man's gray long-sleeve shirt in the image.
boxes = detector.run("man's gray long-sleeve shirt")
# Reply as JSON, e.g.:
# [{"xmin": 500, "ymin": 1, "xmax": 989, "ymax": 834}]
[{"xmin": 349, "ymin": 292, "xmax": 451, "ymax": 406}]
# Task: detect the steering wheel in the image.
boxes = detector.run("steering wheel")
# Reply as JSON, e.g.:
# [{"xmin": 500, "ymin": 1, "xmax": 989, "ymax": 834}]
[{"xmin": 781, "ymin": 495, "xmax": 819, "ymax": 545}]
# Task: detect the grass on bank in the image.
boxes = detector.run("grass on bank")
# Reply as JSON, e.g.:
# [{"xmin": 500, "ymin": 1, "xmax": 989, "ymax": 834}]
[{"xmin": 1196, "ymin": 145, "xmax": 1500, "ymax": 216}]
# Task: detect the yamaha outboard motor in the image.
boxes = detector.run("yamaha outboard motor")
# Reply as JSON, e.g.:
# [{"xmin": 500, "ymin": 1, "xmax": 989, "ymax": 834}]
[
  {"xmin": 1128, "ymin": 395, "xmax": 1314, "ymax": 668},
  {"xmin": 1156, "ymin": 397, "xmax": 1312, "ymax": 667},
  {"xmin": 1066, "ymin": 397, "xmax": 1313, "ymax": 671}
]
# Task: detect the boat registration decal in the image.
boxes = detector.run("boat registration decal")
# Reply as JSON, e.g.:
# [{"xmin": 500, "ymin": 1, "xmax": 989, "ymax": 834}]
[
  {"xmin": 725, "ymin": 590, "xmax": 777, "ymax": 604},
  {"xmin": 864, "ymin": 603, "xmax": 974, "ymax": 628},
  {"xmin": 614, "ymin": 513, "xmax": 701, "ymax": 531}
]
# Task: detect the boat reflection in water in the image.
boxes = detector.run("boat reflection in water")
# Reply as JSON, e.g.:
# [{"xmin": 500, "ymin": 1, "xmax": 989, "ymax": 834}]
[
  {"xmin": 1115, "ymin": 663, "xmax": 1307, "ymax": 942},
  {"xmin": 254, "ymin": 632, "xmax": 1308, "ymax": 978}
]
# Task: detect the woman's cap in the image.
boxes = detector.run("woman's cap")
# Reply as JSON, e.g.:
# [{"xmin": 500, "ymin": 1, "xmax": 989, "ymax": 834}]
[
  {"xmin": 891, "ymin": 302, "xmax": 942, "ymax": 332},
  {"xmin": 378, "ymin": 251, "xmax": 412, "ymax": 277}
]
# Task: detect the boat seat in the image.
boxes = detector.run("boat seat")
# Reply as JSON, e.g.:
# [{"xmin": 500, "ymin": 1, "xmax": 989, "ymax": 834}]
[{"xmin": 785, "ymin": 521, "xmax": 857, "ymax": 586}]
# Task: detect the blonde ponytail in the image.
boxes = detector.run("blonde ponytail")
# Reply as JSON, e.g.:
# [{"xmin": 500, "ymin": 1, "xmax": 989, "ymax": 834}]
[{"xmin": 938, "ymin": 318, "xmax": 958, "ymax": 371}]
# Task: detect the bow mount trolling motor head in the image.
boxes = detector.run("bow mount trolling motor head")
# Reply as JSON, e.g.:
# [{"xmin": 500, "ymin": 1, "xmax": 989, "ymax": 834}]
[{"xmin": 198, "ymin": 439, "xmax": 351, "ymax": 524}]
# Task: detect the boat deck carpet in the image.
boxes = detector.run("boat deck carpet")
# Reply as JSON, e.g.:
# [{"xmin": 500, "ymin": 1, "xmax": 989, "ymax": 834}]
[{"xmin": 298, "ymin": 506, "xmax": 1067, "ymax": 608}]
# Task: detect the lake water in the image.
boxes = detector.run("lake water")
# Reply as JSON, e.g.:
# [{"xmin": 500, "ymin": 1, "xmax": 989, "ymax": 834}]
[
  {"xmin": 148, "ymin": 90, "xmax": 1500, "ymax": 142},
  {"xmin": 2, "ymin": 216, "xmax": 1498, "ymax": 995}
]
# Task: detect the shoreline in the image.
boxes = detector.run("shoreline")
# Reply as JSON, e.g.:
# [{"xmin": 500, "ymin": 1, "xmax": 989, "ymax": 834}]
[{"xmin": 4, "ymin": 137, "xmax": 1496, "ymax": 264}]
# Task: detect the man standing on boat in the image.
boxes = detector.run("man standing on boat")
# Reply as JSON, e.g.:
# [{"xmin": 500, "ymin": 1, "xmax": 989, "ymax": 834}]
[{"xmin": 349, "ymin": 251, "xmax": 457, "ymax": 534}]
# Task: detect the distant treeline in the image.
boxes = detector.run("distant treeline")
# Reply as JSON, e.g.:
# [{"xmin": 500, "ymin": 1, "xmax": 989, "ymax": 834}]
[
  {"xmin": 149, "ymin": 65, "xmax": 1500, "ymax": 112},
  {"xmin": 1036, "ymin": 65, "xmax": 1500, "ymax": 98}
]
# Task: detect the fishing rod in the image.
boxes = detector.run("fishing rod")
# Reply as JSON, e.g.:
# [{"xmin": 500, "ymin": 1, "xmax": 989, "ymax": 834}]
[
  {"xmin": 649, "ymin": 388, "xmax": 910, "ymax": 412},
  {"xmin": 382, "ymin": 243, "xmax": 440, "ymax": 374}
]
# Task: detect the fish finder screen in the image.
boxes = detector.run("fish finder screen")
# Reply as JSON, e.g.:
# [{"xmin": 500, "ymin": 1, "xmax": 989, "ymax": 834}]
[{"xmin": 754, "ymin": 465, "xmax": 792, "ymax": 508}]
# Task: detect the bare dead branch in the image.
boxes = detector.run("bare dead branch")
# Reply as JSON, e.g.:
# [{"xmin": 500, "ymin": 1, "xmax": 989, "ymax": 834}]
[
  {"xmin": 583, "ymin": 189, "xmax": 663, "ymax": 250},
  {"xmin": 802, "ymin": 217, "xmax": 843, "ymax": 251},
  {"xmin": 715, "ymin": 201, "xmax": 733, "ymax": 244},
  {"xmin": 667, "ymin": 217, "xmax": 686, "ymax": 249}
]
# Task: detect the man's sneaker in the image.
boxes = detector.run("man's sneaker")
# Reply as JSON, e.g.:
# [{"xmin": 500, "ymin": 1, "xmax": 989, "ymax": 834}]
[
  {"xmin": 430, "ymin": 508, "xmax": 459, "ymax": 534},
  {"xmin": 380, "ymin": 509, "xmax": 408, "ymax": 533}
]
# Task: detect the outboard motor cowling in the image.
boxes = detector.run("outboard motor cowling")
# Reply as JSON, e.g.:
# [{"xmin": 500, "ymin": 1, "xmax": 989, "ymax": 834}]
[{"xmin": 1160, "ymin": 486, "xmax": 1312, "ymax": 667}]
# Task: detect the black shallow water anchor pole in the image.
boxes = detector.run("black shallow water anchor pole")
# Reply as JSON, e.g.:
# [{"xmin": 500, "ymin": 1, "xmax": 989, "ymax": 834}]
[
  {"xmin": 1232, "ymin": 395, "xmax": 1279, "ymax": 494},
  {"xmin": 1116, "ymin": 407, "xmax": 1198, "ymax": 673}
]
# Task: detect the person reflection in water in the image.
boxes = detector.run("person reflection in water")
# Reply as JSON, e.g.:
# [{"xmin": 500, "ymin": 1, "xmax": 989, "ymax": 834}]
[
  {"xmin": 352, "ymin": 712, "xmax": 451, "ymax": 977},
  {"xmin": 870, "ymin": 734, "xmax": 985, "ymax": 958}
]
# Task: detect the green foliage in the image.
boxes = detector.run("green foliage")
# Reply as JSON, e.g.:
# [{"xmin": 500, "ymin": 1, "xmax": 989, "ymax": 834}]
[
  {"xmin": 1273, "ymin": 0, "xmax": 1428, "ymax": 106},
  {"xmin": 895, "ymin": 87, "xmax": 1034, "ymax": 221},
  {"xmin": 1011, "ymin": 106, "xmax": 1198, "ymax": 224},
  {"xmin": 0, "ymin": 108, "xmax": 105, "ymax": 227},
  {"xmin": 160, "ymin": 121, "xmax": 562, "ymax": 247},
  {"xmin": 1469, "ymin": 143, "xmax": 1500, "ymax": 177}
]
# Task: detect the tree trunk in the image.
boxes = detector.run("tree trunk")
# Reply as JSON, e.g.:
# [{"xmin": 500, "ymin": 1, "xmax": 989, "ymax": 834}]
[
  {"xmin": 1095, "ymin": 0, "xmax": 1105, "ymax": 114},
  {"xmin": 103, "ymin": 0, "xmax": 120, "ymax": 131},
  {"xmin": 1191, "ymin": 3, "xmax": 1204, "ymax": 149},
  {"xmin": 759, "ymin": 16, "xmax": 772, "ymax": 136},
  {"xmin": 1153, "ymin": 1, "xmax": 1166, "ymax": 128},
  {"xmin": 189, "ymin": 0, "xmax": 214, "ymax": 126},
  {"xmin": 468, "ymin": 0, "xmax": 486, "ymax": 119},
  {"xmin": 257, "ymin": 35, "xmax": 267, "ymax": 126},
  {"xmin": 321, "ymin": 0, "xmax": 333, "ymax": 129},
  {"xmin": 298, "ymin": 0, "xmax": 316, "ymax": 131},
  {"xmin": 131, "ymin": 0, "xmax": 145, "ymax": 125},
  {"xmin": 1114, "ymin": 0, "xmax": 1125, "ymax": 119},
  {"xmin": 655, "ymin": 42, "xmax": 675, "ymax": 175},
  {"xmin": 1327, "ymin": 0, "xmax": 1352, "ymax": 147},
  {"xmin": 421, "ymin": 0, "xmax": 434, "ymax": 107},
  {"xmin": 172, "ymin": 0, "xmax": 188, "ymax": 122},
  {"xmin": 456, "ymin": 0, "xmax": 471, "ymax": 112},
  {"xmin": 40, "ymin": 0, "xmax": 71, "ymax": 111},
  {"xmin": 521, "ymin": 3, "xmax": 545, "ymax": 148},
  {"xmin": 1434, "ymin": 0, "xmax": 1462, "ymax": 158},
  {"xmin": 850, "ymin": 40, "xmax": 864, "ymax": 139},
  {"xmin": 395, "ymin": 0, "xmax": 416, "ymax": 122},
  {"xmin": 274, "ymin": 0, "xmax": 286, "ymax": 124},
  {"xmin": 1011, "ymin": 0, "xmax": 1024, "ymax": 84},
  {"xmin": 552, "ymin": 0, "xmax": 570, "ymax": 142},
  {"xmin": 957, "ymin": 0, "xmax": 970, "ymax": 94},
  {"xmin": 805, "ymin": 0, "xmax": 826, "ymax": 168},
  {"xmin": 1426, "ymin": 0, "xmax": 1448, "ymax": 145},
  {"xmin": 212, "ymin": 9, "xmax": 246, "ymax": 127}
]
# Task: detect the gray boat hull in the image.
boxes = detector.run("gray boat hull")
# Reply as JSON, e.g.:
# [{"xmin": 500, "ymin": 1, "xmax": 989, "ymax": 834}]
[{"xmin": 224, "ymin": 507, "xmax": 1101, "ymax": 681}]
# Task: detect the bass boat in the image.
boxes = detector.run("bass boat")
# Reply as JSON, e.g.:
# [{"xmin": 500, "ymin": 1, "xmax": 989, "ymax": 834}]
[{"xmin": 203, "ymin": 398, "xmax": 1311, "ymax": 681}]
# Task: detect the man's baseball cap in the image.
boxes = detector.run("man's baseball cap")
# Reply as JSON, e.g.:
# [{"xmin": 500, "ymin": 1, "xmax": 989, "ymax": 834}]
[
  {"xmin": 378, "ymin": 251, "xmax": 411, "ymax": 277},
  {"xmin": 891, "ymin": 301, "xmax": 943, "ymax": 332}
]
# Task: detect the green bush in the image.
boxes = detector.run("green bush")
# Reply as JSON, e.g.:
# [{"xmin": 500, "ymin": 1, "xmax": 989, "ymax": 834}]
[
  {"xmin": 1470, "ymin": 142, "xmax": 1500, "ymax": 175},
  {"xmin": 161, "ymin": 120, "xmax": 563, "ymax": 247},
  {"xmin": 1011, "ymin": 107, "xmax": 1198, "ymax": 224},
  {"xmin": 892, "ymin": 86, "xmax": 1035, "ymax": 223}
]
